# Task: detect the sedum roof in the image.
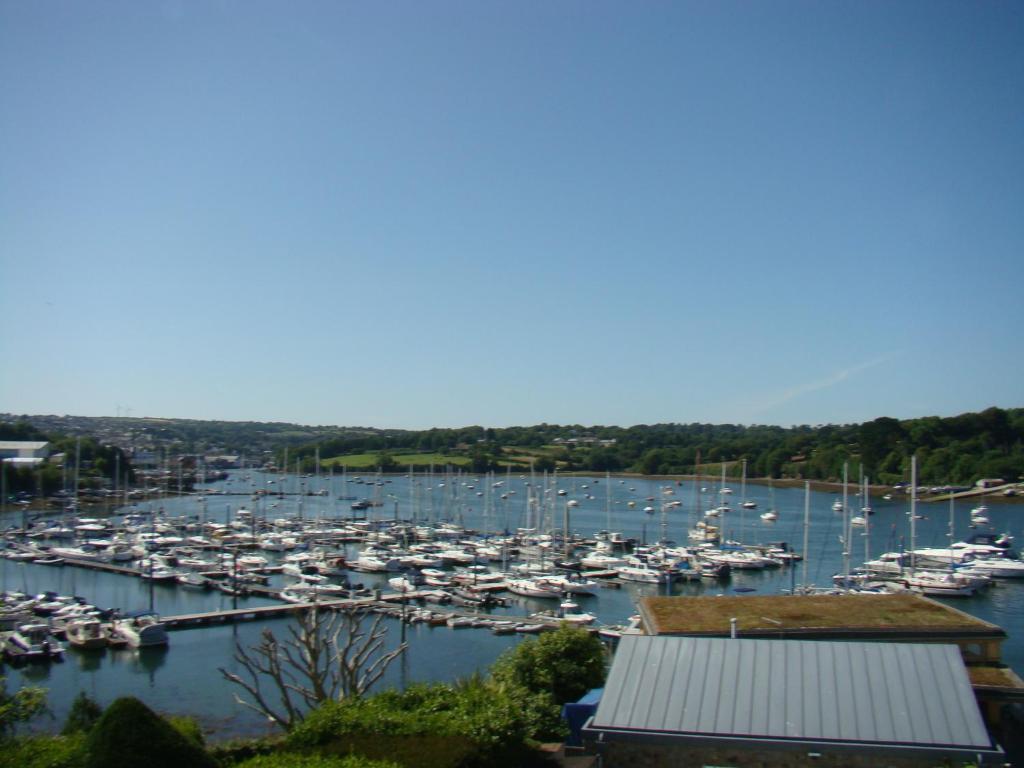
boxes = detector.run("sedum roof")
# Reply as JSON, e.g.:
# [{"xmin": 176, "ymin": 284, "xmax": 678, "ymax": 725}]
[{"xmin": 640, "ymin": 593, "xmax": 1004, "ymax": 638}]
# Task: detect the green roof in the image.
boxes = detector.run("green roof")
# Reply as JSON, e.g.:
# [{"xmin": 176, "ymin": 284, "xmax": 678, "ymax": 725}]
[{"xmin": 639, "ymin": 593, "xmax": 1004, "ymax": 638}]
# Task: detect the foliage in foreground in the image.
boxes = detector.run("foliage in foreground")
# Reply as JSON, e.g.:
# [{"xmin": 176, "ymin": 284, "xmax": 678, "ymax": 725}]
[
  {"xmin": 0, "ymin": 733, "xmax": 87, "ymax": 768},
  {"xmin": 84, "ymin": 697, "xmax": 217, "ymax": 768},
  {"xmin": 0, "ymin": 676, "xmax": 47, "ymax": 737},
  {"xmin": 233, "ymin": 753, "xmax": 400, "ymax": 768},
  {"xmin": 491, "ymin": 623, "xmax": 607, "ymax": 706},
  {"xmin": 3, "ymin": 624, "xmax": 607, "ymax": 768},
  {"xmin": 61, "ymin": 693, "xmax": 103, "ymax": 736},
  {"xmin": 287, "ymin": 677, "xmax": 563, "ymax": 768}
]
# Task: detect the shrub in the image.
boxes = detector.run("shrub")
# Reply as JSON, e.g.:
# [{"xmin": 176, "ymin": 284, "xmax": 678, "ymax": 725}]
[
  {"xmin": 167, "ymin": 715, "xmax": 204, "ymax": 747},
  {"xmin": 0, "ymin": 734, "xmax": 87, "ymax": 768},
  {"xmin": 62, "ymin": 693, "xmax": 103, "ymax": 736},
  {"xmin": 287, "ymin": 680, "xmax": 557, "ymax": 768},
  {"xmin": 234, "ymin": 754, "xmax": 400, "ymax": 768},
  {"xmin": 0, "ymin": 676, "xmax": 47, "ymax": 737},
  {"xmin": 84, "ymin": 697, "xmax": 217, "ymax": 768},
  {"xmin": 490, "ymin": 624, "xmax": 606, "ymax": 705}
]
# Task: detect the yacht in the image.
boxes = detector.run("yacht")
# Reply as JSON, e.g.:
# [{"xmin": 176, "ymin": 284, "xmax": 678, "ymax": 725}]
[
  {"xmin": 65, "ymin": 618, "xmax": 109, "ymax": 650},
  {"xmin": 4, "ymin": 623, "xmax": 64, "ymax": 661},
  {"xmin": 505, "ymin": 578, "xmax": 562, "ymax": 599},
  {"xmin": 614, "ymin": 564, "xmax": 664, "ymax": 583},
  {"xmin": 115, "ymin": 612, "xmax": 169, "ymax": 647}
]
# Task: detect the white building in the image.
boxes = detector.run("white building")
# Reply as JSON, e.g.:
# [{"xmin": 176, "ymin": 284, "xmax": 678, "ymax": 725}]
[
  {"xmin": 0, "ymin": 441, "xmax": 50, "ymax": 460},
  {"xmin": 0, "ymin": 440, "xmax": 50, "ymax": 469}
]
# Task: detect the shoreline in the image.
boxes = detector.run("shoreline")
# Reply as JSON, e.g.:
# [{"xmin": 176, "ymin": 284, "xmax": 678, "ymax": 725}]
[{"xmin": 562, "ymin": 472, "xmax": 1024, "ymax": 503}]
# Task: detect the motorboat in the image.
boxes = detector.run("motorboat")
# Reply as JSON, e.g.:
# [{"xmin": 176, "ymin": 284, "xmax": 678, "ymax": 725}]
[
  {"xmin": 176, "ymin": 572, "xmax": 210, "ymax": 590},
  {"xmin": 65, "ymin": 618, "xmax": 109, "ymax": 650},
  {"xmin": 4, "ymin": 623, "xmax": 64, "ymax": 661},
  {"xmin": 579, "ymin": 552, "xmax": 627, "ymax": 570},
  {"xmin": 960, "ymin": 558, "xmax": 1024, "ymax": 579},
  {"xmin": 115, "ymin": 612, "xmax": 168, "ymax": 647},
  {"xmin": 535, "ymin": 575, "xmax": 598, "ymax": 595},
  {"xmin": 902, "ymin": 571, "xmax": 978, "ymax": 597},
  {"xmin": 557, "ymin": 599, "xmax": 596, "ymax": 625},
  {"xmin": 614, "ymin": 564, "xmax": 664, "ymax": 583},
  {"xmin": 351, "ymin": 552, "xmax": 401, "ymax": 572},
  {"xmin": 505, "ymin": 578, "xmax": 562, "ymax": 599}
]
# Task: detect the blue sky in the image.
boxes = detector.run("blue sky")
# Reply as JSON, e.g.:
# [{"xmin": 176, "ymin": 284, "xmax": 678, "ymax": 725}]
[{"xmin": 1, "ymin": 1, "xmax": 1022, "ymax": 430}]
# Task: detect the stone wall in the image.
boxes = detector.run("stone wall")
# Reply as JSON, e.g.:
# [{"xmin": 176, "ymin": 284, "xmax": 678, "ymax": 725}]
[{"xmin": 592, "ymin": 740, "xmax": 989, "ymax": 768}]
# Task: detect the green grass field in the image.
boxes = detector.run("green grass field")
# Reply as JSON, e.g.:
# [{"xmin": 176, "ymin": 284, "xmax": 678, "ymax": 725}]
[{"xmin": 320, "ymin": 452, "xmax": 472, "ymax": 469}]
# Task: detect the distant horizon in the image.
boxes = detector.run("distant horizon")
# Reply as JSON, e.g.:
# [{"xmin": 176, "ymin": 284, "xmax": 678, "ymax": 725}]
[{"xmin": 4, "ymin": 403, "xmax": 1020, "ymax": 433}]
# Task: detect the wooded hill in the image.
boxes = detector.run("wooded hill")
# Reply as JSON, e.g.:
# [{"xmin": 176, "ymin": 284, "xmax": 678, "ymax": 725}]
[
  {"xmin": 284, "ymin": 407, "xmax": 1023, "ymax": 486},
  {"xmin": 3, "ymin": 407, "xmax": 1021, "ymax": 486}
]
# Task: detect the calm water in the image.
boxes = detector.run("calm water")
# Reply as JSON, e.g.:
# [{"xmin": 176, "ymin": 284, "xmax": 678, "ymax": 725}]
[{"xmin": 3, "ymin": 471, "xmax": 1022, "ymax": 739}]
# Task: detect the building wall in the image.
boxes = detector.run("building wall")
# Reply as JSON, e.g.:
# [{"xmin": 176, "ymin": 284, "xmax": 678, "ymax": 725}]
[
  {"xmin": 0, "ymin": 441, "xmax": 49, "ymax": 459},
  {"xmin": 592, "ymin": 740, "xmax": 994, "ymax": 768}
]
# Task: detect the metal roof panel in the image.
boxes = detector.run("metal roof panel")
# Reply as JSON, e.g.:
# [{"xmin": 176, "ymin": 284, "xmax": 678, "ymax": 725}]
[{"xmin": 589, "ymin": 635, "xmax": 994, "ymax": 751}]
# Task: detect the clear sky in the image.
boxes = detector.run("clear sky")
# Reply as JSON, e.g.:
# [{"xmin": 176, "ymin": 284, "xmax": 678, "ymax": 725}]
[{"xmin": 1, "ymin": 1, "xmax": 1022, "ymax": 430}]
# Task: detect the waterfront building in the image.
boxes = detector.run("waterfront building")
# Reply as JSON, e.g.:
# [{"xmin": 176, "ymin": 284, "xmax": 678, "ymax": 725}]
[
  {"xmin": 635, "ymin": 593, "xmax": 1024, "ymax": 740},
  {"xmin": 584, "ymin": 635, "xmax": 1003, "ymax": 767}
]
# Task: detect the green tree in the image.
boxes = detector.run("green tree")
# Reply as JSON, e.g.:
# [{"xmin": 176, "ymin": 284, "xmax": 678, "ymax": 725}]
[
  {"xmin": 0, "ymin": 677, "xmax": 46, "ymax": 738},
  {"xmin": 490, "ymin": 624, "xmax": 606, "ymax": 705},
  {"xmin": 375, "ymin": 452, "xmax": 399, "ymax": 473},
  {"xmin": 637, "ymin": 449, "xmax": 665, "ymax": 475},
  {"xmin": 84, "ymin": 696, "xmax": 217, "ymax": 768},
  {"xmin": 62, "ymin": 692, "xmax": 103, "ymax": 736},
  {"xmin": 532, "ymin": 456, "xmax": 555, "ymax": 473}
]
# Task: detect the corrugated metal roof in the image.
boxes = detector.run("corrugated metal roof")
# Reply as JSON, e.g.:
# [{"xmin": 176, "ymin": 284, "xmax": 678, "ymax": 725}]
[{"xmin": 589, "ymin": 635, "xmax": 994, "ymax": 750}]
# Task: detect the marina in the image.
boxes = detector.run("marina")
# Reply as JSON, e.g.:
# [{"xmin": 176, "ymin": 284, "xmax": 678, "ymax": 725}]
[{"xmin": 2, "ymin": 468, "xmax": 1023, "ymax": 739}]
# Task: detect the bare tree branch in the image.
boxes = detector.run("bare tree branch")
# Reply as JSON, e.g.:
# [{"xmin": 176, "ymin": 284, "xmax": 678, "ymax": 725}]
[{"xmin": 218, "ymin": 604, "xmax": 406, "ymax": 731}]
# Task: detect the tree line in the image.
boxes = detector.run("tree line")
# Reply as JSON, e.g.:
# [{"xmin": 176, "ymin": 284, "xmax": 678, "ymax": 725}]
[
  {"xmin": 0, "ymin": 421, "xmax": 135, "ymax": 497},
  {"xmin": 286, "ymin": 407, "xmax": 1024, "ymax": 486},
  {"xmin": 5, "ymin": 407, "xmax": 1022, "ymax": 488}
]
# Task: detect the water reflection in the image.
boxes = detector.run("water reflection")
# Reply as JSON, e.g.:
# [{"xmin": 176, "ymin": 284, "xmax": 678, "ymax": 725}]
[{"xmin": 69, "ymin": 648, "xmax": 105, "ymax": 672}]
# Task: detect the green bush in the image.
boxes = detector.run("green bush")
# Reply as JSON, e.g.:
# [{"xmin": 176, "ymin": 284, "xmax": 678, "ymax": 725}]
[
  {"xmin": 0, "ymin": 676, "xmax": 47, "ymax": 737},
  {"xmin": 84, "ymin": 697, "xmax": 217, "ymax": 768},
  {"xmin": 167, "ymin": 715, "xmax": 205, "ymax": 747},
  {"xmin": 62, "ymin": 693, "xmax": 103, "ymax": 736},
  {"xmin": 234, "ymin": 755, "xmax": 400, "ymax": 768},
  {"xmin": 209, "ymin": 736, "xmax": 282, "ymax": 765},
  {"xmin": 0, "ymin": 734, "xmax": 87, "ymax": 768},
  {"xmin": 491, "ymin": 624, "xmax": 606, "ymax": 705},
  {"xmin": 287, "ymin": 679, "xmax": 559, "ymax": 768}
]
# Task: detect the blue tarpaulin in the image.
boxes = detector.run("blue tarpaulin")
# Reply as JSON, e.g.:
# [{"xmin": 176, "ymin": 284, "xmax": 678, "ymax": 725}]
[{"xmin": 561, "ymin": 688, "xmax": 603, "ymax": 747}]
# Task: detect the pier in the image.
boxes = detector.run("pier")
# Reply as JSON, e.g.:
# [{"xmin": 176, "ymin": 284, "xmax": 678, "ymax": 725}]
[
  {"xmin": 162, "ymin": 599, "xmax": 362, "ymax": 628},
  {"xmin": 160, "ymin": 595, "xmax": 572, "ymax": 633}
]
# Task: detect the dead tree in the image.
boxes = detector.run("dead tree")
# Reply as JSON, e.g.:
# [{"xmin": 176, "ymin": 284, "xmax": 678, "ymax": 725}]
[{"xmin": 219, "ymin": 604, "xmax": 407, "ymax": 731}]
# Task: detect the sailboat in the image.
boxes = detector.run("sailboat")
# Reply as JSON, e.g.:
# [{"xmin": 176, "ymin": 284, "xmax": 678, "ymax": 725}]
[
  {"xmin": 760, "ymin": 479, "xmax": 778, "ymax": 521},
  {"xmin": 740, "ymin": 460, "xmax": 757, "ymax": 509}
]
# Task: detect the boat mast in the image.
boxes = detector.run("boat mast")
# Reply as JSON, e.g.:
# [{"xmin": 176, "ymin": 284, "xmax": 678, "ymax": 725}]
[
  {"xmin": 948, "ymin": 485, "xmax": 955, "ymax": 573},
  {"xmin": 605, "ymin": 470, "xmax": 612, "ymax": 532},
  {"xmin": 909, "ymin": 454, "xmax": 917, "ymax": 576},
  {"xmin": 863, "ymin": 475, "xmax": 871, "ymax": 566},
  {"xmin": 801, "ymin": 480, "xmax": 810, "ymax": 591},
  {"xmin": 842, "ymin": 461, "xmax": 850, "ymax": 581}
]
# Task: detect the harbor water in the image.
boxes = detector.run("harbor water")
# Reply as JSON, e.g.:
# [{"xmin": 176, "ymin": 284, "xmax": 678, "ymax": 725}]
[{"xmin": 3, "ymin": 471, "xmax": 1022, "ymax": 739}]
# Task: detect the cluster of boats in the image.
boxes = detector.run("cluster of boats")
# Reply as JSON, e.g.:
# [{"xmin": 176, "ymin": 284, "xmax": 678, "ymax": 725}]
[
  {"xmin": 3, "ymin": 490, "xmax": 806, "ymax": 601},
  {"xmin": 1, "ymin": 590, "xmax": 168, "ymax": 663},
  {"xmin": 835, "ymin": 531, "xmax": 1021, "ymax": 597}
]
